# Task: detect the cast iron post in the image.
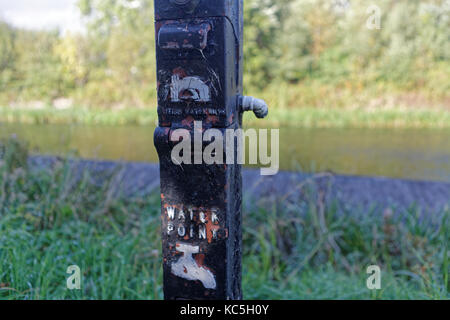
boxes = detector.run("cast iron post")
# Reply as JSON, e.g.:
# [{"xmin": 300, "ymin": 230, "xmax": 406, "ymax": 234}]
[{"xmin": 154, "ymin": 0, "xmax": 268, "ymax": 300}]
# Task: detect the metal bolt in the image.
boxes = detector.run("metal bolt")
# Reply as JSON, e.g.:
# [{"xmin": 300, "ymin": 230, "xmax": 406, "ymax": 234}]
[{"xmin": 169, "ymin": 0, "xmax": 200, "ymax": 13}]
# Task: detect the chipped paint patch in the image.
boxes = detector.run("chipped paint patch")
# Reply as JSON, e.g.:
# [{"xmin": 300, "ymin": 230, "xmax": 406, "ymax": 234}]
[
  {"xmin": 171, "ymin": 243, "xmax": 217, "ymax": 290},
  {"xmin": 171, "ymin": 75, "xmax": 211, "ymax": 102}
]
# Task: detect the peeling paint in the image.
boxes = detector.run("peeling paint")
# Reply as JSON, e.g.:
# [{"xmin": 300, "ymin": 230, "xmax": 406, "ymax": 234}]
[
  {"xmin": 171, "ymin": 243, "xmax": 217, "ymax": 290},
  {"xmin": 171, "ymin": 75, "xmax": 211, "ymax": 103}
]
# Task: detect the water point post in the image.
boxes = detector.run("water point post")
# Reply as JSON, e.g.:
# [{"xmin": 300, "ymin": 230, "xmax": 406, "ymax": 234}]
[{"xmin": 153, "ymin": 0, "xmax": 268, "ymax": 300}]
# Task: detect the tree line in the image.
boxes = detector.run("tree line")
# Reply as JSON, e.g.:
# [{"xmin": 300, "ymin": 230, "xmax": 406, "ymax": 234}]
[{"xmin": 0, "ymin": 0, "xmax": 448, "ymax": 109}]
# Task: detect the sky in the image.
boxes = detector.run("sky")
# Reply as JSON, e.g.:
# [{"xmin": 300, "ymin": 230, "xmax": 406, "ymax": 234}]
[{"xmin": 0, "ymin": 0, "xmax": 83, "ymax": 33}]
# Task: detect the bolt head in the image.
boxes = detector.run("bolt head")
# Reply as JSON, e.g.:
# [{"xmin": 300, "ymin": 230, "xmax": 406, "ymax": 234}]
[{"xmin": 169, "ymin": 0, "xmax": 200, "ymax": 13}]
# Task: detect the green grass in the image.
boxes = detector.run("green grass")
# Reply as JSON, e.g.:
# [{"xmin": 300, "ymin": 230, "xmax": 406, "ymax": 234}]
[
  {"xmin": 0, "ymin": 137, "xmax": 448, "ymax": 300},
  {"xmin": 1, "ymin": 106, "xmax": 450, "ymax": 129}
]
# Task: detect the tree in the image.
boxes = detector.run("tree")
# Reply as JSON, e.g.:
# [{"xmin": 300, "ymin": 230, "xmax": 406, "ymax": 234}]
[
  {"xmin": 0, "ymin": 22, "xmax": 15, "ymax": 73},
  {"xmin": 77, "ymin": 0, "xmax": 157, "ymax": 106}
]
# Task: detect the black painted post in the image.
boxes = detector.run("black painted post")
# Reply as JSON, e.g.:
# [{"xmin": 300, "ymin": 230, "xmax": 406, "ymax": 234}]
[{"xmin": 154, "ymin": 0, "xmax": 268, "ymax": 300}]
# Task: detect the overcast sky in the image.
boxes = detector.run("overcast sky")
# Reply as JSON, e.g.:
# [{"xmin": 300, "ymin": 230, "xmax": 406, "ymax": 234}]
[{"xmin": 0, "ymin": 0, "xmax": 83, "ymax": 33}]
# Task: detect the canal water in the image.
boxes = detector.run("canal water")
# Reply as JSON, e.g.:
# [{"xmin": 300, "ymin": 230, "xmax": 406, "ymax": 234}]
[{"xmin": 1, "ymin": 123, "xmax": 449, "ymax": 182}]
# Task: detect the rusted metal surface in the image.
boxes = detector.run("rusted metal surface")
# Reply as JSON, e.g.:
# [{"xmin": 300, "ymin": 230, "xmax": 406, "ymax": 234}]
[
  {"xmin": 158, "ymin": 22, "xmax": 211, "ymax": 50},
  {"xmin": 154, "ymin": 0, "xmax": 244, "ymax": 300}
]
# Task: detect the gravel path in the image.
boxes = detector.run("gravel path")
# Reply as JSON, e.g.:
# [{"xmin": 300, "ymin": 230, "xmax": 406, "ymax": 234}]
[{"xmin": 29, "ymin": 156, "xmax": 449, "ymax": 214}]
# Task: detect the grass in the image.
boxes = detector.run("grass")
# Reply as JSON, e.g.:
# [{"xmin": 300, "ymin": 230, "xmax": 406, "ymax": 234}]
[
  {"xmin": 0, "ymin": 137, "xmax": 448, "ymax": 300},
  {"xmin": 1, "ymin": 106, "xmax": 450, "ymax": 129}
]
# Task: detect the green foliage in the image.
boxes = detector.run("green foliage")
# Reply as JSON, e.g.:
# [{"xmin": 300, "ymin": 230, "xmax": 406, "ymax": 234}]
[
  {"xmin": 0, "ymin": 0, "xmax": 448, "ymax": 109},
  {"xmin": 0, "ymin": 26, "xmax": 65, "ymax": 103},
  {"xmin": 0, "ymin": 22, "xmax": 15, "ymax": 74},
  {"xmin": 0, "ymin": 135, "xmax": 29, "ymax": 172},
  {"xmin": 1, "ymin": 105, "xmax": 450, "ymax": 129},
  {"xmin": 74, "ymin": 0, "xmax": 157, "ymax": 106},
  {"xmin": 0, "ymin": 141, "xmax": 448, "ymax": 299}
]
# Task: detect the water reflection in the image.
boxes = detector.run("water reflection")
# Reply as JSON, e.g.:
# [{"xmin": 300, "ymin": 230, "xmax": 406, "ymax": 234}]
[{"xmin": 1, "ymin": 123, "xmax": 449, "ymax": 182}]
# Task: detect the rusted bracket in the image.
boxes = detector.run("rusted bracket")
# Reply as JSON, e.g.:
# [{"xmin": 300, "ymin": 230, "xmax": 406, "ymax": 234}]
[{"xmin": 154, "ymin": 0, "xmax": 268, "ymax": 300}]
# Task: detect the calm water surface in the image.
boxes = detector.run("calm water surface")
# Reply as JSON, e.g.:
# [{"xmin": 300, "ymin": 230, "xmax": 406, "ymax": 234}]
[{"xmin": 1, "ymin": 124, "xmax": 449, "ymax": 182}]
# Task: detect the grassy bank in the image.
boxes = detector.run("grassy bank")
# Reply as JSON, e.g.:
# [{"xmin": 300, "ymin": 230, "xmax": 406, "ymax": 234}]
[
  {"xmin": 1, "ymin": 106, "xmax": 450, "ymax": 129},
  {"xmin": 0, "ymin": 137, "xmax": 448, "ymax": 300}
]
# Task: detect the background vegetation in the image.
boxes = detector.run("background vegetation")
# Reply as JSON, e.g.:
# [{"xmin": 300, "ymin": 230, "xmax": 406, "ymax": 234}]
[
  {"xmin": 0, "ymin": 2, "xmax": 448, "ymax": 300},
  {"xmin": 0, "ymin": 0, "xmax": 448, "ymax": 127},
  {"xmin": 0, "ymin": 137, "xmax": 448, "ymax": 299}
]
